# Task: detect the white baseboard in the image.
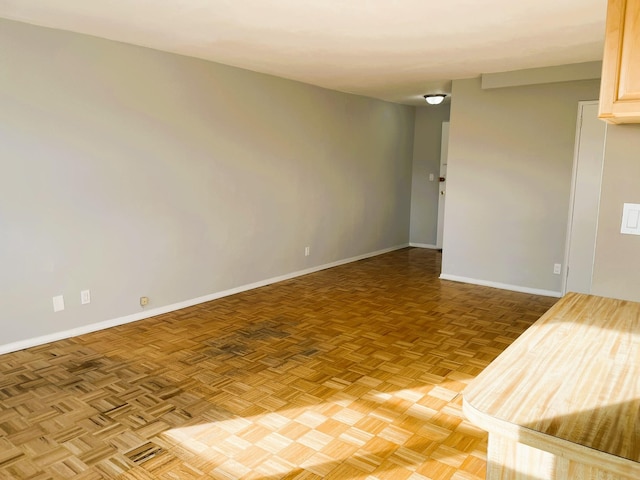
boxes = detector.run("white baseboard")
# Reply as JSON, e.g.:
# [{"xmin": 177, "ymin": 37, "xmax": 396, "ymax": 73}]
[
  {"xmin": 0, "ymin": 243, "xmax": 410, "ymax": 355},
  {"xmin": 439, "ymin": 273, "xmax": 562, "ymax": 298},
  {"xmin": 409, "ymin": 243, "xmax": 440, "ymax": 249}
]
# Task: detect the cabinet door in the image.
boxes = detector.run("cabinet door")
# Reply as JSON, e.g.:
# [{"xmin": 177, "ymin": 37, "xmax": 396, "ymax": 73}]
[{"xmin": 599, "ymin": 0, "xmax": 640, "ymax": 124}]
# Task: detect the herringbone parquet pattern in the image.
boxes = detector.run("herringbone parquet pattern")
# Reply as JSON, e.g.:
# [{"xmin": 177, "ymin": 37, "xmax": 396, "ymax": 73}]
[{"xmin": 0, "ymin": 248, "xmax": 557, "ymax": 479}]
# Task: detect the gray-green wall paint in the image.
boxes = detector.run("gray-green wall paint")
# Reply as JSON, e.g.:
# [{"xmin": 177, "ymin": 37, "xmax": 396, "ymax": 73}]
[
  {"xmin": 409, "ymin": 105, "xmax": 450, "ymax": 246},
  {"xmin": 5, "ymin": 17, "xmax": 640, "ymax": 350},
  {"xmin": 592, "ymin": 124, "xmax": 640, "ymax": 302},
  {"xmin": 442, "ymin": 77, "xmax": 601, "ymax": 294},
  {"xmin": 0, "ymin": 19, "xmax": 415, "ymax": 346}
]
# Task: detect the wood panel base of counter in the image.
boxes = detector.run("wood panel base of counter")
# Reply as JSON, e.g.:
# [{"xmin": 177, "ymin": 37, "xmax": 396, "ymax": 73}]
[
  {"xmin": 487, "ymin": 434, "xmax": 636, "ymax": 480},
  {"xmin": 464, "ymin": 400, "xmax": 639, "ymax": 480}
]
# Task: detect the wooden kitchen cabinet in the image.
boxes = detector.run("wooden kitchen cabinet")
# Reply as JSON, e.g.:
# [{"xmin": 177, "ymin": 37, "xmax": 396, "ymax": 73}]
[{"xmin": 599, "ymin": 0, "xmax": 640, "ymax": 124}]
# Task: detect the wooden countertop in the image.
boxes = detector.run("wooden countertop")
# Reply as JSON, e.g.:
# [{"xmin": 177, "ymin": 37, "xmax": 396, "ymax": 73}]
[{"xmin": 463, "ymin": 292, "xmax": 640, "ymax": 474}]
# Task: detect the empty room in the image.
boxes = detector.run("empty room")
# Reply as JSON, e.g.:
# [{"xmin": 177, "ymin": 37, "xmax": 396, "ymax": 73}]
[{"xmin": 0, "ymin": 1, "xmax": 638, "ymax": 479}]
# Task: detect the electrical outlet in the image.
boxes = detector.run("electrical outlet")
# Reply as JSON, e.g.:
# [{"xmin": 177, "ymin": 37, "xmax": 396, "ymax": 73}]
[
  {"xmin": 305, "ymin": 246, "xmax": 310, "ymax": 257},
  {"xmin": 53, "ymin": 295, "xmax": 65, "ymax": 312},
  {"xmin": 553, "ymin": 263, "xmax": 562, "ymax": 275},
  {"xmin": 81, "ymin": 289, "xmax": 91, "ymax": 305},
  {"xmin": 140, "ymin": 296, "xmax": 149, "ymax": 307}
]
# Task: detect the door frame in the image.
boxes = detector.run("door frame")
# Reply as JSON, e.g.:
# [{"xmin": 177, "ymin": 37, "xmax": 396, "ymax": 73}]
[
  {"xmin": 436, "ymin": 121, "xmax": 449, "ymax": 249},
  {"xmin": 562, "ymin": 100, "xmax": 606, "ymax": 295}
]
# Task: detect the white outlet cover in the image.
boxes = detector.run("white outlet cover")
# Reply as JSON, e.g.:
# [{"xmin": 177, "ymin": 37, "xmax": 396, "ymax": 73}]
[
  {"xmin": 81, "ymin": 289, "xmax": 91, "ymax": 305},
  {"xmin": 53, "ymin": 295, "xmax": 65, "ymax": 312},
  {"xmin": 621, "ymin": 203, "xmax": 640, "ymax": 235}
]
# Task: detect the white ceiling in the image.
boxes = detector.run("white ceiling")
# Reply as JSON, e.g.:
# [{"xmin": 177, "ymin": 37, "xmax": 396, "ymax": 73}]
[{"xmin": 0, "ymin": 0, "xmax": 607, "ymax": 105}]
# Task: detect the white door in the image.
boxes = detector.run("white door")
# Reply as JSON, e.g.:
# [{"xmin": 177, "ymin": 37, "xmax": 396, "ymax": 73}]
[
  {"xmin": 436, "ymin": 122, "xmax": 449, "ymax": 249},
  {"xmin": 563, "ymin": 102, "xmax": 606, "ymax": 294}
]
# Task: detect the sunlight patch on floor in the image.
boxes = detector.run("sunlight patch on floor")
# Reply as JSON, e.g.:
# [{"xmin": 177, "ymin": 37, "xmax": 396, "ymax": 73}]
[{"xmin": 161, "ymin": 384, "xmax": 471, "ymax": 479}]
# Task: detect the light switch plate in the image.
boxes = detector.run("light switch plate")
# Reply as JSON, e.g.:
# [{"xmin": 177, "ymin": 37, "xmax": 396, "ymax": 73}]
[{"xmin": 621, "ymin": 203, "xmax": 640, "ymax": 235}]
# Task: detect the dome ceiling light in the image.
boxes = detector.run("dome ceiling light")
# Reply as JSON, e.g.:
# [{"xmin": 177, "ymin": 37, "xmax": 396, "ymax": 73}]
[{"xmin": 424, "ymin": 94, "xmax": 447, "ymax": 105}]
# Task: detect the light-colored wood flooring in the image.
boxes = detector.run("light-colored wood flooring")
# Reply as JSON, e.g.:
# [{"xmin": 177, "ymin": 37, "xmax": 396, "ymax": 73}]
[{"xmin": 0, "ymin": 248, "xmax": 557, "ymax": 480}]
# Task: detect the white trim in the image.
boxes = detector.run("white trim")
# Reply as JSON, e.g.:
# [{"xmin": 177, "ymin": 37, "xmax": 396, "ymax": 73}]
[
  {"xmin": 439, "ymin": 274, "xmax": 562, "ymax": 298},
  {"xmin": 409, "ymin": 243, "xmax": 440, "ymax": 249},
  {"xmin": 0, "ymin": 244, "xmax": 409, "ymax": 355}
]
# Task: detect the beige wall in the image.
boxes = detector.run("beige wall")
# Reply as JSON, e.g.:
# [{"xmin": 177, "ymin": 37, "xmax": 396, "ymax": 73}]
[
  {"xmin": 591, "ymin": 124, "xmax": 640, "ymax": 301},
  {"xmin": 442, "ymin": 77, "xmax": 601, "ymax": 294},
  {"xmin": 409, "ymin": 105, "xmax": 450, "ymax": 246},
  {"xmin": 0, "ymin": 19, "xmax": 415, "ymax": 347}
]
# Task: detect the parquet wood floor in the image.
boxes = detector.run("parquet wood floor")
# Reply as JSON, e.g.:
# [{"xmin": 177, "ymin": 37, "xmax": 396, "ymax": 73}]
[{"xmin": 0, "ymin": 248, "xmax": 557, "ymax": 480}]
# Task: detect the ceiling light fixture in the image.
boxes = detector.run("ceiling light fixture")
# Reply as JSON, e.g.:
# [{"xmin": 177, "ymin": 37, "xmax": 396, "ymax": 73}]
[{"xmin": 424, "ymin": 94, "xmax": 446, "ymax": 105}]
